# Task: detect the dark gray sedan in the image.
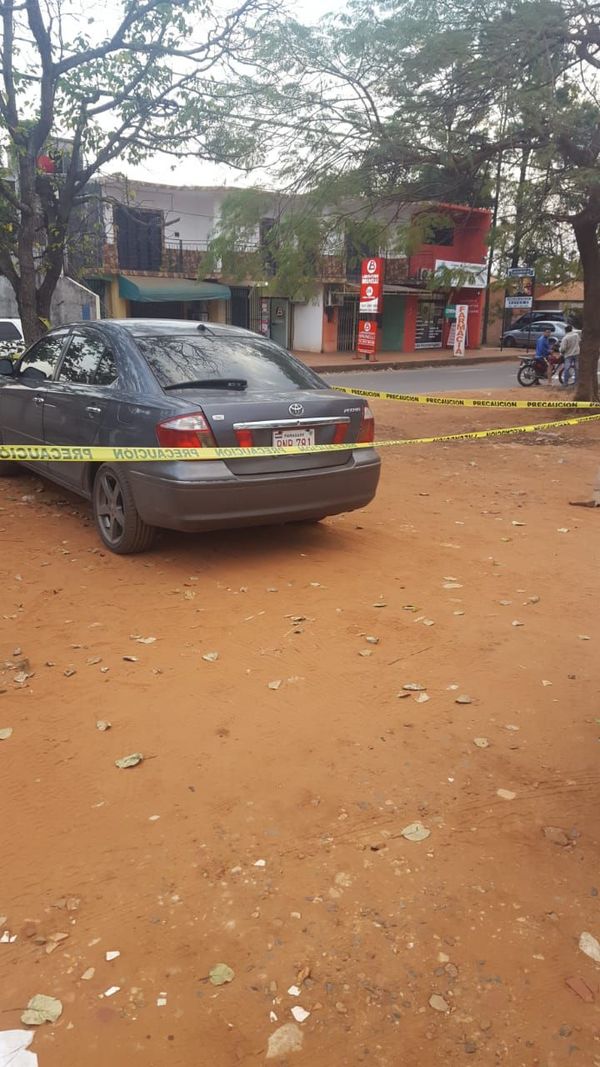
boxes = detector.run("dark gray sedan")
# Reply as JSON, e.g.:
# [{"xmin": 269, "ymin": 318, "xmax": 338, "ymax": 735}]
[{"xmin": 0, "ymin": 320, "xmax": 380, "ymax": 553}]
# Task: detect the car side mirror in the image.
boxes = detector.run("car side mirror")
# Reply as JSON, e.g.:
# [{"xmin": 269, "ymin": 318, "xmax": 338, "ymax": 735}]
[{"xmin": 0, "ymin": 357, "xmax": 15, "ymax": 377}]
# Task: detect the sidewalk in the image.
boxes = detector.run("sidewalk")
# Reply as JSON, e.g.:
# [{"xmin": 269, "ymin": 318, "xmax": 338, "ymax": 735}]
[{"xmin": 293, "ymin": 345, "xmax": 519, "ymax": 374}]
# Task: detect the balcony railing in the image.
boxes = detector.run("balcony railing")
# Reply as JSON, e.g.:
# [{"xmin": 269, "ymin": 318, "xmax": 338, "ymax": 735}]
[{"xmin": 99, "ymin": 241, "xmax": 416, "ymax": 287}]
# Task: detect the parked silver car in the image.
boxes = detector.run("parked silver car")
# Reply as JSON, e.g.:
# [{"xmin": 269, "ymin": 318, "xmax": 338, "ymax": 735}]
[
  {"xmin": 0, "ymin": 320, "xmax": 381, "ymax": 553},
  {"xmin": 502, "ymin": 319, "xmax": 568, "ymax": 348}
]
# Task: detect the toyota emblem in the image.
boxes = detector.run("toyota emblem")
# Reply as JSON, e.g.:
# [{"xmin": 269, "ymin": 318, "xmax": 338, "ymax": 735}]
[{"xmin": 289, "ymin": 402, "xmax": 304, "ymax": 416}]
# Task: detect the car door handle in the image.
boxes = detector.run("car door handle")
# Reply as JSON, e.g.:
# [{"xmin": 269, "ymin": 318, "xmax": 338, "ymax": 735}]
[
  {"xmin": 85, "ymin": 406, "xmax": 102, "ymax": 416},
  {"xmin": 33, "ymin": 396, "xmax": 44, "ymax": 405}
]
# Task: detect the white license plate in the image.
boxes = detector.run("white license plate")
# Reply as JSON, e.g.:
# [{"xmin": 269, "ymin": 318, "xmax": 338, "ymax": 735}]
[{"xmin": 272, "ymin": 428, "xmax": 315, "ymax": 449}]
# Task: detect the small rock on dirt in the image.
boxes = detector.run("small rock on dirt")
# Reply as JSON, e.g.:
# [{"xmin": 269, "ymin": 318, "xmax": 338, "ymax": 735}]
[
  {"xmin": 497, "ymin": 789, "xmax": 516, "ymax": 800},
  {"xmin": 473, "ymin": 737, "xmax": 489, "ymax": 748},
  {"xmin": 455, "ymin": 695, "xmax": 472, "ymax": 705},
  {"xmin": 0, "ymin": 727, "xmax": 13, "ymax": 740},
  {"xmin": 96, "ymin": 720, "xmax": 111, "ymax": 732},
  {"xmin": 266, "ymin": 1023, "xmax": 304, "ymax": 1059},
  {"xmin": 401, "ymin": 821, "xmax": 431, "ymax": 842},
  {"xmin": 429, "ymin": 994, "xmax": 450, "ymax": 1013},
  {"xmin": 290, "ymin": 1005, "xmax": 310, "ymax": 1023},
  {"xmin": 115, "ymin": 753, "xmax": 143, "ymax": 769},
  {"xmin": 403, "ymin": 683, "xmax": 425, "ymax": 692},
  {"xmin": 579, "ymin": 931, "xmax": 600, "ymax": 963}
]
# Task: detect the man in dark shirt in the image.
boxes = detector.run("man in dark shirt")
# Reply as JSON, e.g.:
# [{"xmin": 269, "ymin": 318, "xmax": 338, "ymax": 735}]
[{"xmin": 534, "ymin": 327, "xmax": 554, "ymax": 383}]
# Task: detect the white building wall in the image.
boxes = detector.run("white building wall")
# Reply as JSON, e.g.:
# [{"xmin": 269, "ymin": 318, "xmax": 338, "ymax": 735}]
[
  {"xmin": 0, "ymin": 276, "xmax": 100, "ymax": 325},
  {"xmin": 292, "ymin": 289, "xmax": 324, "ymax": 352},
  {"xmin": 101, "ymin": 177, "xmax": 222, "ymax": 246}
]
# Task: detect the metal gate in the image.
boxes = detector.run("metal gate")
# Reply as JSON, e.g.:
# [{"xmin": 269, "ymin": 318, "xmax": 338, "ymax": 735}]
[
  {"xmin": 249, "ymin": 288, "xmax": 263, "ymax": 335},
  {"xmin": 228, "ymin": 286, "xmax": 250, "ymax": 329},
  {"xmin": 337, "ymin": 294, "xmax": 359, "ymax": 351}
]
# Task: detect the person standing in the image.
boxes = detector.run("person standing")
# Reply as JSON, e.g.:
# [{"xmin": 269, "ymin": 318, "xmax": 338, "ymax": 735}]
[{"xmin": 559, "ymin": 325, "xmax": 580, "ymax": 387}]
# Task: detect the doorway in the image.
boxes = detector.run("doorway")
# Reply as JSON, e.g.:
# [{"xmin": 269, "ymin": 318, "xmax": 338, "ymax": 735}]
[
  {"xmin": 415, "ymin": 297, "xmax": 445, "ymax": 348},
  {"xmin": 337, "ymin": 294, "xmax": 359, "ymax": 351},
  {"xmin": 269, "ymin": 298, "xmax": 290, "ymax": 348},
  {"xmin": 381, "ymin": 295, "xmax": 405, "ymax": 351}
]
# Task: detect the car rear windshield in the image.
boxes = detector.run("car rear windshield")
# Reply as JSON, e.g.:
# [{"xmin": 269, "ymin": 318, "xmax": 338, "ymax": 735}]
[
  {"xmin": 136, "ymin": 334, "xmax": 321, "ymax": 391},
  {"xmin": 0, "ymin": 321, "xmax": 21, "ymax": 341}
]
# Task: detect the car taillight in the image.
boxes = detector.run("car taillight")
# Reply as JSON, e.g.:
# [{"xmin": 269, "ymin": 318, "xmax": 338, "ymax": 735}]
[
  {"xmin": 332, "ymin": 422, "xmax": 349, "ymax": 445},
  {"xmin": 156, "ymin": 411, "xmax": 216, "ymax": 448},
  {"xmin": 357, "ymin": 404, "xmax": 375, "ymax": 443},
  {"xmin": 234, "ymin": 428, "xmax": 254, "ymax": 448}
]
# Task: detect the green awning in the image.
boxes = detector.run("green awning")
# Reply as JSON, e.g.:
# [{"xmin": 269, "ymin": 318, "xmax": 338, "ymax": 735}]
[{"xmin": 118, "ymin": 276, "xmax": 231, "ymax": 302}]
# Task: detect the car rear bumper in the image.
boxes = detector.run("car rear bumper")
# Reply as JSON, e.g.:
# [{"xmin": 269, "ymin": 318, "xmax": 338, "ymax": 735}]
[{"xmin": 127, "ymin": 451, "xmax": 381, "ymax": 532}]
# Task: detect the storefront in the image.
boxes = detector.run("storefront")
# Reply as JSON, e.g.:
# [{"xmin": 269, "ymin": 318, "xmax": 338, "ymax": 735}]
[{"xmin": 110, "ymin": 276, "xmax": 231, "ymax": 320}]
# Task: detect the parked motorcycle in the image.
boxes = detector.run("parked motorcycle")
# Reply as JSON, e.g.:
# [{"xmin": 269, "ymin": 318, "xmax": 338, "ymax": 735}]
[{"xmin": 517, "ymin": 353, "xmax": 565, "ymax": 387}]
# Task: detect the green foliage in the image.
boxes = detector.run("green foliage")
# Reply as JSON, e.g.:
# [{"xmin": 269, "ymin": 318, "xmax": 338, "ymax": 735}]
[{"xmin": 0, "ymin": 0, "xmax": 273, "ymax": 337}]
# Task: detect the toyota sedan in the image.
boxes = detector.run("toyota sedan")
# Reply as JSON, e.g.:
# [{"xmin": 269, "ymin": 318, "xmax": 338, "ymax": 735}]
[{"xmin": 0, "ymin": 320, "xmax": 380, "ymax": 553}]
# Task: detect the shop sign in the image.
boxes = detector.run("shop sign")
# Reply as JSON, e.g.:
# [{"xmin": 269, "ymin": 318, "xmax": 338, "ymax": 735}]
[
  {"xmin": 357, "ymin": 319, "xmax": 378, "ymax": 354},
  {"xmin": 435, "ymin": 259, "xmax": 487, "ymax": 288},
  {"xmin": 453, "ymin": 304, "xmax": 469, "ymax": 358},
  {"xmin": 507, "ymin": 266, "xmax": 535, "ymax": 277},
  {"xmin": 359, "ymin": 257, "xmax": 384, "ymax": 313},
  {"xmin": 505, "ymin": 295, "xmax": 533, "ymax": 309}
]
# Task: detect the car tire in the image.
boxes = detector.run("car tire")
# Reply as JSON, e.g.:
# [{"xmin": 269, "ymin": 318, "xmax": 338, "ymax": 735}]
[
  {"xmin": 503, "ymin": 336, "xmax": 516, "ymax": 348},
  {"xmin": 93, "ymin": 463, "xmax": 156, "ymax": 554}
]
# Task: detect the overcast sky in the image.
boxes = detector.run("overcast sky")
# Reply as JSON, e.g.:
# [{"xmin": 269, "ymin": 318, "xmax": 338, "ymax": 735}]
[{"xmin": 112, "ymin": 0, "xmax": 343, "ymax": 189}]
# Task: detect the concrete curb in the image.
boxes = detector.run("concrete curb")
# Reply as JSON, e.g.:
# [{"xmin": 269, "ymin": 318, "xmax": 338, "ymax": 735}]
[{"xmin": 311, "ymin": 353, "xmax": 521, "ymax": 375}]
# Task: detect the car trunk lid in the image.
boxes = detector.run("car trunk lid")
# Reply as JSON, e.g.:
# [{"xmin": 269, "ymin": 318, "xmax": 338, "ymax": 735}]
[{"xmin": 169, "ymin": 388, "xmax": 366, "ymax": 474}]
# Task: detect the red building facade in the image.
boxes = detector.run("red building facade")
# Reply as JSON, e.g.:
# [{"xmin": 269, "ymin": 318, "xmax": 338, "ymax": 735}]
[{"xmin": 320, "ymin": 203, "xmax": 491, "ymax": 355}]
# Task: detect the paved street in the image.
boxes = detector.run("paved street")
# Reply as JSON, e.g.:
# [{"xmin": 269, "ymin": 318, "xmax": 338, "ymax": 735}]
[{"xmin": 324, "ymin": 360, "xmax": 520, "ymax": 393}]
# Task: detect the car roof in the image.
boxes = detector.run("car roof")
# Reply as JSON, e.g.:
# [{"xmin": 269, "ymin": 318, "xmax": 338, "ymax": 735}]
[{"xmin": 47, "ymin": 319, "xmax": 262, "ymax": 341}]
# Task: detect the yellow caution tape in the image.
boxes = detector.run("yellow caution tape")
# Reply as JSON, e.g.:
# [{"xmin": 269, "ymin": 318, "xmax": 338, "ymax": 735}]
[
  {"xmin": 333, "ymin": 385, "xmax": 599, "ymax": 409},
  {"xmin": 0, "ymin": 414, "xmax": 598, "ymax": 463}
]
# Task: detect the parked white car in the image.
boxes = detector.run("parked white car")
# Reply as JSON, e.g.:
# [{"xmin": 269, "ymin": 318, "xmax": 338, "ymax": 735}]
[{"xmin": 0, "ymin": 318, "xmax": 24, "ymax": 359}]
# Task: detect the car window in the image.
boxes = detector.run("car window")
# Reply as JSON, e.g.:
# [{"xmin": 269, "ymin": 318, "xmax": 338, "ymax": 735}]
[
  {"xmin": 94, "ymin": 348, "xmax": 118, "ymax": 386},
  {"xmin": 58, "ymin": 332, "xmax": 117, "ymax": 385},
  {"xmin": 135, "ymin": 334, "xmax": 321, "ymax": 391},
  {"xmin": 0, "ymin": 321, "xmax": 21, "ymax": 341},
  {"xmin": 19, "ymin": 335, "xmax": 66, "ymax": 380}
]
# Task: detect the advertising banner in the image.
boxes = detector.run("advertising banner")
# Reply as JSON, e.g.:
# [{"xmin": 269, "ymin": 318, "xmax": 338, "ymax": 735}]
[
  {"xmin": 357, "ymin": 319, "xmax": 378, "ymax": 355},
  {"xmin": 359, "ymin": 257, "xmax": 384, "ymax": 313}
]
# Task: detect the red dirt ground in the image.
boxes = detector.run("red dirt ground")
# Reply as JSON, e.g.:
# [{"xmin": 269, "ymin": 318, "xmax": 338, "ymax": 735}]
[{"xmin": 1, "ymin": 393, "xmax": 599, "ymax": 1066}]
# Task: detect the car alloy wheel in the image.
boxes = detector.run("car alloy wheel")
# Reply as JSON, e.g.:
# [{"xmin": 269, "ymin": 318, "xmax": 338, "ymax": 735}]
[
  {"xmin": 92, "ymin": 463, "xmax": 155, "ymax": 554},
  {"xmin": 96, "ymin": 468, "xmax": 126, "ymax": 545}
]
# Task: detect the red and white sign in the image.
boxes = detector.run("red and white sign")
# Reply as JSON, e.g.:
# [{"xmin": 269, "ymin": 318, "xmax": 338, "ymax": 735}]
[
  {"xmin": 359, "ymin": 257, "xmax": 384, "ymax": 313},
  {"xmin": 357, "ymin": 319, "xmax": 378, "ymax": 355},
  {"xmin": 453, "ymin": 304, "xmax": 469, "ymax": 358}
]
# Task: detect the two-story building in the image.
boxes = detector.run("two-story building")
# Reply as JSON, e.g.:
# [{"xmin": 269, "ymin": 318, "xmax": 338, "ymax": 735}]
[
  {"xmin": 317, "ymin": 202, "xmax": 490, "ymax": 356},
  {"xmin": 85, "ymin": 179, "xmax": 490, "ymax": 355}
]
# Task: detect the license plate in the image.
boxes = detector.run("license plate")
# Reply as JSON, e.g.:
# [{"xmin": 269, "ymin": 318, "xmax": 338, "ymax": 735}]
[{"xmin": 272, "ymin": 428, "xmax": 315, "ymax": 449}]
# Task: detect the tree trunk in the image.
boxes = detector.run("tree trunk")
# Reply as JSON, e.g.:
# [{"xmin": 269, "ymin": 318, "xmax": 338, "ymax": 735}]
[
  {"xmin": 16, "ymin": 153, "xmax": 45, "ymax": 344},
  {"xmin": 502, "ymin": 146, "xmax": 531, "ymax": 337},
  {"xmin": 573, "ymin": 215, "xmax": 600, "ymax": 403}
]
